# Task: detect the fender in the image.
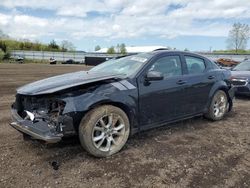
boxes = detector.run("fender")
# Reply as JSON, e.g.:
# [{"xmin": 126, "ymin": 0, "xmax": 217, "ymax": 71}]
[
  {"xmin": 61, "ymin": 83, "xmax": 139, "ymax": 133},
  {"xmin": 205, "ymin": 80, "xmax": 233, "ymax": 112}
]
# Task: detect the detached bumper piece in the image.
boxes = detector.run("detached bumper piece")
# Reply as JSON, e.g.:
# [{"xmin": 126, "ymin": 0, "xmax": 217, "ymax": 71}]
[
  {"xmin": 10, "ymin": 109, "xmax": 62, "ymax": 143},
  {"xmin": 228, "ymin": 86, "xmax": 236, "ymax": 100}
]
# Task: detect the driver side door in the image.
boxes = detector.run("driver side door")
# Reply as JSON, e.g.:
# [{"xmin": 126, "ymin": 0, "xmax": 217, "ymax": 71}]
[{"xmin": 137, "ymin": 54, "xmax": 187, "ymax": 129}]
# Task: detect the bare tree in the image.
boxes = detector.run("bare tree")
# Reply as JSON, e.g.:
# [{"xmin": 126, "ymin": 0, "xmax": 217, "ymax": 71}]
[
  {"xmin": 61, "ymin": 40, "xmax": 75, "ymax": 51},
  {"xmin": 227, "ymin": 23, "xmax": 250, "ymax": 53}
]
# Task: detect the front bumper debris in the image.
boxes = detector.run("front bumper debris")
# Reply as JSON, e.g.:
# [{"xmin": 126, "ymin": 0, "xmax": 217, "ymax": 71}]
[
  {"xmin": 10, "ymin": 108, "xmax": 62, "ymax": 143},
  {"xmin": 228, "ymin": 86, "xmax": 236, "ymax": 100}
]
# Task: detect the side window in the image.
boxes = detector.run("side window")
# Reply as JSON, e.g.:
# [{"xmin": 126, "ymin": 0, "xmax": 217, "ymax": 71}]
[
  {"xmin": 149, "ymin": 56, "xmax": 182, "ymax": 79},
  {"xmin": 185, "ymin": 56, "xmax": 206, "ymax": 74}
]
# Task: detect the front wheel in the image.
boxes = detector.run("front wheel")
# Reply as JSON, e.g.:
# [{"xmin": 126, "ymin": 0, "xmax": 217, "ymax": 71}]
[
  {"xmin": 205, "ymin": 90, "xmax": 228, "ymax": 121},
  {"xmin": 79, "ymin": 105, "xmax": 130, "ymax": 157}
]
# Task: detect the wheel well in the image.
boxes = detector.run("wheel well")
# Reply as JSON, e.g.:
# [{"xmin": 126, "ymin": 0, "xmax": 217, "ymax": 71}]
[
  {"xmin": 215, "ymin": 87, "xmax": 233, "ymax": 111},
  {"xmin": 87, "ymin": 101, "xmax": 134, "ymax": 128}
]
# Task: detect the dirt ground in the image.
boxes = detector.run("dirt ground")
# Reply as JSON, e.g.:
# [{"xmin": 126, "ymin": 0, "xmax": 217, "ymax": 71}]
[{"xmin": 0, "ymin": 63, "xmax": 250, "ymax": 188}]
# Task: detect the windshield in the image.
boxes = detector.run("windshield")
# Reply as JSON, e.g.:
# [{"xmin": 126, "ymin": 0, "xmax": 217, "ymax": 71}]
[
  {"xmin": 233, "ymin": 61, "xmax": 250, "ymax": 71},
  {"xmin": 89, "ymin": 53, "xmax": 152, "ymax": 76}
]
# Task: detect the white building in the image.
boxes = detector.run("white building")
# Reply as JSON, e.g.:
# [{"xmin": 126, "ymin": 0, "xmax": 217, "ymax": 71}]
[{"xmin": 97, "ymin": 45, "xmax": 169, "ymax": 53}]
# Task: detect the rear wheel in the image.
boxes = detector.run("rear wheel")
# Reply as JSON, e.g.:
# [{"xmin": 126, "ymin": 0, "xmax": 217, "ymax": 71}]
[
  {"xmin": 205, "ymin": 90, "xmax": 228, "ymax": 121},
  {"xmin": 79, "ymin": 105, "xmax": 130, "ymax": 157}
]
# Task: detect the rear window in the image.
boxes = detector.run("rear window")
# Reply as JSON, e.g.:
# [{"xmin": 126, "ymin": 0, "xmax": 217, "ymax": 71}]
[
  {"xmin": 210, "ymin": 60, "xmax": 220, "ymax": 69},
  {"xmin": 185, "ymin": 56, "xmax": 206, "ymax": 74}
]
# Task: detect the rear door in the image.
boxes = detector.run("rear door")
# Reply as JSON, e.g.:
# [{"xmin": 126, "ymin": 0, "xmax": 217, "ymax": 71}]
[{"xmin": 182, "ymin": 55, "xmax": 217, "ymax": 114}]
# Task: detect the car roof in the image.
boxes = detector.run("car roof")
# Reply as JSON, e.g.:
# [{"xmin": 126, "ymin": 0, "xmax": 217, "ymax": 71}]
[
  {"xmin": 149, "ymin": 49, "xmax": 196, "ymax": 55},
  {"xmin": 146, "ymin": 50, "xmax": 211, "ymax": 61}
]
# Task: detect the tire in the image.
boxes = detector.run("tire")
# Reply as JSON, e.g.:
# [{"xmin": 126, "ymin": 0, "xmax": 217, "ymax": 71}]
[
  {"xmin": 79, "ymin": 105, "xmax": 130, "ymax": 157},
  {"xmin": 205, "ymin": 90, "xmax": 228, "ymax": 121}
]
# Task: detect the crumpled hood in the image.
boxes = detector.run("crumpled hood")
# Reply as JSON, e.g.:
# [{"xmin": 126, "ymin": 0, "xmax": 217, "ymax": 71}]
[
  {"xmin": 17, "ymin": 71, "xmax": 125, "ymax": 95},
  {"xmin": 231, "ymin": 71, "xmax": 250, "ymax": 79}
]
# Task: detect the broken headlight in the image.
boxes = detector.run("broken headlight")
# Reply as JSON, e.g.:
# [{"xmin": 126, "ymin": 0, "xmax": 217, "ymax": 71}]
[{"xmin": 20, "ymin": 97, "xmax": 66, "ymax": 123}]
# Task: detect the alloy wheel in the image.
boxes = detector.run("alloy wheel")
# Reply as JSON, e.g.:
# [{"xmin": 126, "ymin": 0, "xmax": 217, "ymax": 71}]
[
  {"xmin": 213, "ymin": 93, "xmax": 227, "ymax": 118},
  {"xmin": 92, "ymin": 113, "xmax": 126, "ymax": 152}
]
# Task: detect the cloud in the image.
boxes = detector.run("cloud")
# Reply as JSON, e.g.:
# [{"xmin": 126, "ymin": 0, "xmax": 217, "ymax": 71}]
[
  {"xmin": 0, "ymin": 13, "xmax": 11, "ymax": 25},
  {"xmin": 168, "ymin": 0, "xmax": 250, "ymax": 19},
  {"xmin": 0, "ymin": 0, "xmax": 249, "ymax": 42}
]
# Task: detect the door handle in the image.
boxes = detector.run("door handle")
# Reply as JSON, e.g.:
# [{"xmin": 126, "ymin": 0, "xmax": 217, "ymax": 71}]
[
  {"xmin": 176, "ymin": 80, "xmax": 187, "ymax": 85},
  {"xmin": 208, "ymin": 75, "xmax": 215, "ymax": 79}
]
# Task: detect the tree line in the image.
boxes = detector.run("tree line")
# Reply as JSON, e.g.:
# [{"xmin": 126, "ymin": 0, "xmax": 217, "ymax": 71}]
[
  {"xmin": 0, "ymin": 30, "xmax": 76, "ymax": 60},
  {"xmin": 95, "ymin": 43, "xmax": 127, "ymax": 54},
  {"xmin": 0, "ymin": 39, "xmax": 75, "ymax": 52}
]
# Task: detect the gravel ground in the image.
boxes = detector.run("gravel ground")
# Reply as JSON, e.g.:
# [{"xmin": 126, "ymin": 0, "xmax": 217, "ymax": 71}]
[{"xmin": 0, "ymin": 63, "xmax": 250, "ymax": 188}]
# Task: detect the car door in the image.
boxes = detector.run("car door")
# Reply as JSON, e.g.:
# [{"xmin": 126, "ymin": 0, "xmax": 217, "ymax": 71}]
[
  {"xmin": 137, "ymin": 54, "xmax": 187, "ymax": 128},
  {"xmin": 182, "ymin": 55, "xmax": 217, "ymax": 114}
]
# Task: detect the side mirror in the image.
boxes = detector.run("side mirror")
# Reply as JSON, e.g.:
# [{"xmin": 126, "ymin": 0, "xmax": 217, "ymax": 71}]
[{"xmin": 145, "ymin": 71, "xmax": 164, "ymax": 81}]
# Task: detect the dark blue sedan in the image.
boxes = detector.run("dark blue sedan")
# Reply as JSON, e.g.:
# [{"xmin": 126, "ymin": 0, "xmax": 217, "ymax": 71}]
[{"xmin": 10, "ymin": 50, "xmax": 235, "ymax": 157}]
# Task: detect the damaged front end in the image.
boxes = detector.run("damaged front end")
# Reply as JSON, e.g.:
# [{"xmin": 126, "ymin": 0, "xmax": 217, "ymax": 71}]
[{"xmin": 10, "ymin": 94, "xmax": 75, "ymax": 143}]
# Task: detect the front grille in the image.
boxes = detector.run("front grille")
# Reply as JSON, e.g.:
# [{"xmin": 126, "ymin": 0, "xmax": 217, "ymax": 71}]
[{"xmin": 231, "ymin": 79, "xmax": 248, "ymax": 86}]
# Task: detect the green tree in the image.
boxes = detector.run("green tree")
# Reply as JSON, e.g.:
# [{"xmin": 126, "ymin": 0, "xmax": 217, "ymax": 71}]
[
  {"xmin": 95, "ymin": 45, "xmax": 101, "ymax": 51},
  {"xmin": 3, "ymin": 51, "xmax": 10, "ymax": 59},
  {"xmin": 48, "ymin": 40, "xmax": 59, "ymax": 50},
  {"xmin": 0, "ymin": 41, "xmax": 7, "ymax": 52},
  {"xmin": 227, "ymin": 23, "xmax": 250, "ymax": 53},
  {"xmin": 34, "ymin": 41, "xmax": 42, "ymax": 51},
  {"xmin": 23, "ymin": 40, "xmax": 33, "ymax": 50},
  {"xmin": 0, "ymin": 49, "xmax": 5, "ymax": 60},
  {"xmin": 107, "ymin": 46, "xmax": 115, "ymax": 54},
  {"xmin": 19, "ymin": 42, "xmax": 25, "ymax": 50},
  {"xmin": 120, "ymin": 43, "xmax": 127, "ymax": 54}
]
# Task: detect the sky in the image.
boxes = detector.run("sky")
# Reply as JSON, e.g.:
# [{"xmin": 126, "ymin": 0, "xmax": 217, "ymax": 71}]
[{"xmin": 0, "ymin": 0, "xmax": 250, "ymax": 52}]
